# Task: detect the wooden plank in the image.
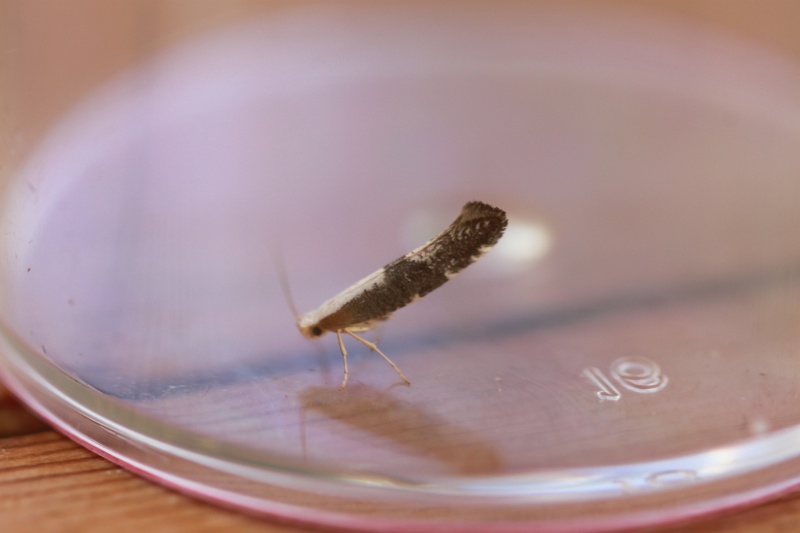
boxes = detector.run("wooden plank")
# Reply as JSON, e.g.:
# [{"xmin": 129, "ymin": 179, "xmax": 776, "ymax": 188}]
[
  {"xmin": 1, "ymin": 428, "xmax": 800, "ymax": 532},
  {"xmin": 0, "ymin": 432, "xmax": 306, "ymax": 533},
  {"xmin": 0, "ymin": 385, "xmax": 49, "ymax": 438}
]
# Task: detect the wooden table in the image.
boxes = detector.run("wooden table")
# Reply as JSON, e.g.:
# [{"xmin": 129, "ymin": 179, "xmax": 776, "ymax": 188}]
[
  {"xmin": 4, "ymin": 1, "xmax": 800, "ymax": 531},
  {"xmin": 1, "ymin": 383, "xmax": 800, "ymax": 533}
]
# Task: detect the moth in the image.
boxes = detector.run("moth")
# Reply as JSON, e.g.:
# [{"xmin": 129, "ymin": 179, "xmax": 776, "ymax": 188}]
[{"xmin": 296, "ymin": 201, "xmax": 507, "ymax": 389}]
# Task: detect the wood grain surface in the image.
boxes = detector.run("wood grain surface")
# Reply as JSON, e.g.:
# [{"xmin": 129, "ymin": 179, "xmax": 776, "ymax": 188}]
[
  {"xmin": 4, "ymin": 1, "xmax": 800, "ymax": 532},
  {"xmin": 2, "ymin": 390, "xmax": 800, "ymax": 532}
]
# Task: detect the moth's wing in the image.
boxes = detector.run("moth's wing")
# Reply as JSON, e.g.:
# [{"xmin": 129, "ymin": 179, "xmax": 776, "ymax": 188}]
[
  {"xmin": 340, "ymin": 317, "xmax": 388, "ymax": 333},
  {"xmin": 297, "ymin": 268, "xmax": 385, "ymax": 330},
  {"xmin": 314, "ymin": 201, "xmax": 507, "ymax": 332}
]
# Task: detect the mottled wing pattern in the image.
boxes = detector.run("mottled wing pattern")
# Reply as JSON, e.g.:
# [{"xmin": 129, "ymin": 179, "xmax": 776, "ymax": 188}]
[{"xmin": 315, "ymin": 201, "xmax": 507, "ymax": 332}]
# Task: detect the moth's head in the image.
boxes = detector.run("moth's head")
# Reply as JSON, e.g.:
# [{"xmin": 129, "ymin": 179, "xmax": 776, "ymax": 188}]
[{"xmin": 297, "ymin": 319, "xmax": 326, "ymax": 339}]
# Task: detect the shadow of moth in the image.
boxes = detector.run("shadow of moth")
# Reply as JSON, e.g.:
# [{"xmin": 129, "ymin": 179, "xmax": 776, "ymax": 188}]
[{"xmin": 297, "ymin": 201, "xmax": 507, "ymax": 389}]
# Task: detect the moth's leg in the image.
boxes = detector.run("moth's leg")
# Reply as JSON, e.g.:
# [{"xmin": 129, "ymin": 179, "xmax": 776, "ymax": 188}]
[
  {"xmin": 336, "ymin": 329, "xmax": 349, "ymax": 390},
  {"xmin": 344, "ymin": 329, "xmax": 411, "ymax": 385}
]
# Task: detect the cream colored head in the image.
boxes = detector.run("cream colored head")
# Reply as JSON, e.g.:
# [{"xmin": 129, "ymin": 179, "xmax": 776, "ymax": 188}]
[{"xmin": 297, "ymin": 316, "xmax": 325, "ymax": 339}]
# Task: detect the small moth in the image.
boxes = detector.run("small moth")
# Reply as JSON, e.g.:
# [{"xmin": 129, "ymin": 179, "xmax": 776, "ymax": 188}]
[{"xmin": 297, "ymin": 201, "xmax": 507, "ymax": 389}]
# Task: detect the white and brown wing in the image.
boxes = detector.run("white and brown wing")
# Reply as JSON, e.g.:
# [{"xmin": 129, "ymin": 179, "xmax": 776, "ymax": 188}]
[{"xmin": 298, "ymin": 201, "xmax": 507, "ymax": 335}]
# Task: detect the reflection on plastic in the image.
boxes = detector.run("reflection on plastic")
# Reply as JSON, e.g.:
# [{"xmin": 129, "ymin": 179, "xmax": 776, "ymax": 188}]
[
  {"xmin": 299, "ymin": 384, "xmax": 503, "ymax": 475},
  {"xmin": 492, "ymin": 217, "xmax": 552, "ymax": 271}
]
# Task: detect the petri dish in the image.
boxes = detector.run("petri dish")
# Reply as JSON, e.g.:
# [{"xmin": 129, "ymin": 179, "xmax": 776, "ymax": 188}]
[{"xmin": 3, "ymin": 3, "xmax": 800, "ymax": 531}]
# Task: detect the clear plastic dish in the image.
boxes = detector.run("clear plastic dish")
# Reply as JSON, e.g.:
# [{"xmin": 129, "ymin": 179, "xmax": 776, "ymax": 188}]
[{"xmin": 3, "ymin": 4, "xmax": 800, "ymax": 531}]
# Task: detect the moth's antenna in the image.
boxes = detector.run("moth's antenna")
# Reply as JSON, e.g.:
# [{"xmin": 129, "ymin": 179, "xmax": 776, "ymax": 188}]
[{"xmin": 273, "ymin": 241, "xmax": 301, "ymax": 320}]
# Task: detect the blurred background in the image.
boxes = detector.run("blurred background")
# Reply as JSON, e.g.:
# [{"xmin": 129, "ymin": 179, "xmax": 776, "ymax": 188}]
[{"xmin": 3, "ymin": 0, "xmax": 800, "ymax": 178}]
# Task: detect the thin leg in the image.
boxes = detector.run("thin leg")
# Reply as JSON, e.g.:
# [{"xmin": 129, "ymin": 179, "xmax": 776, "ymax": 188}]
[
  {"xmin": 336, "ymin": 330, "xmax": 349, "ymax": 390},
  {"xmin": 344, "ymin": 329, "xmax": 411, "ymax": 386}
]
